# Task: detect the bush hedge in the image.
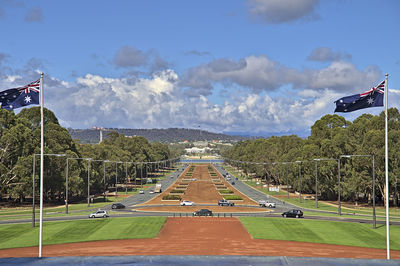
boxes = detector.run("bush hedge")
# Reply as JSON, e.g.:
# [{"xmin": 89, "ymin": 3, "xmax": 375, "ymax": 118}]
[
  {"xmin": 219, "ymin": 189, "xmax": 234, "ymax": 194},
  {"xmin": 223, "ymin": 195, "xmax": 243, "ymax": 200},
  {"xmin": 162, "ymin": 195, "xmax": 182, "ymax": 200},
  {"xmin": 170, "ymin": 189, "xmax": 185, "ymax": 194}
]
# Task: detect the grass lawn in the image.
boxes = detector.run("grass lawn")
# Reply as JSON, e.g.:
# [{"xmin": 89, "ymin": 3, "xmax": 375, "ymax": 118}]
[
  {"xmin": 0, "ymin": 217, "xmax": 166, "ymax": 249},
  {"xmin": 0, "ymin": 173, "xmax": 174, "ymax": 221},
  {"xmin": 240, "ymin": 217, "xmax": 400, "ymax": 250}
]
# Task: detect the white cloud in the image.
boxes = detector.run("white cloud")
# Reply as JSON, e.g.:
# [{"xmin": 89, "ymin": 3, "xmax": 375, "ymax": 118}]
[
  {"xmin": 0, "ymin": 55, "xmax": 391, "ymax": 137},
  {"xmin": 246, "ymin": 0, "xmax": 320, "ymax": 24},
  {"xmin": 308, "ymin": 47, "xmax": 352, "ymax": 62},
  {"xmin": 307, "ymin": 61, "xmax": 382, "ymax": 93},
  {"xmin": 182, "ymin": 55, "xmax": 382, "ymax": 96}
]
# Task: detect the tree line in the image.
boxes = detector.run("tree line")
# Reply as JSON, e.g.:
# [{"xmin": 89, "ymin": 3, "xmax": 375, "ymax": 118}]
[
  {"xmin": 223, "ymin": 108, "xmax": 400, "ymax": 206},
  {"xmin": 68, "ymin": 127, "xmax": 247, "ymax": 144},
  {"xmin": 0, "ymin": 107, "xmax": 177, "ymax": 204}
]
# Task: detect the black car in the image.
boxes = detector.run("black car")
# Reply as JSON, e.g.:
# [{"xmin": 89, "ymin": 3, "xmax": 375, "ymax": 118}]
[
  {"xmin": 218, "ymin": 199, "xmax": 234, "ymax": 206},
  {"xmin": 193, "ymin": 209, "xmax": 213, "ymax": 216},
  {"xmin": 111, "ymin": 203, "xmax": 125, "ymax": 209},
  {"xmin": 282, "ymin": 209, "xmax": 303, "ymax": 218}
]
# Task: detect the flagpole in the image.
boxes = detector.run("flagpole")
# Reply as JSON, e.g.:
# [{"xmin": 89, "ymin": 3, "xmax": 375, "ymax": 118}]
[
  {"xmin": 39, "ymin": 72, "xmax": 44, "ymax": 258},
  {"xmin": 384, "ymin": 73, "xmax": 390, "ymax": 260}
]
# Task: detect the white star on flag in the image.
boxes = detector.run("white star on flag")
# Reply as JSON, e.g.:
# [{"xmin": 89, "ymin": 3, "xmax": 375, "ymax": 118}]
[
  {"xmin": 24, "ymin": 96, "xmax": 32, "ymax": 103},
  {"xmin": 367, "ymin": 97, "xmax": 374, "ymax": 105}
]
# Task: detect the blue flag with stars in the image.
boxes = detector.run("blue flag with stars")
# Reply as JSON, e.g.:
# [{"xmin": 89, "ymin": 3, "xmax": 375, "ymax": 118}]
[
  {"xmin": 0, "ymin": 79, "xmax": 40, "ymax": 110},
  {"xmin": 334, "ymin": 80, "xmax": 384, "ymax": 113}
]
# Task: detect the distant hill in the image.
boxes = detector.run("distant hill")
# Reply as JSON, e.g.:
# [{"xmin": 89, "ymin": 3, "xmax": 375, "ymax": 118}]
[{"xmin": 67, "ymin": 128, "xmax": 249, "ymax": 144}]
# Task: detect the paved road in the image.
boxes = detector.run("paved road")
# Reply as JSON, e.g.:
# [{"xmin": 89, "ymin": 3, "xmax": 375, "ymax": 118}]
[
  {"xmin": 109, "ymin": 164, "xmax": 187, "ymax": 208},
  {"xmin": 214, "ymin": 165, "xmax": 296, "ymax": 212}
]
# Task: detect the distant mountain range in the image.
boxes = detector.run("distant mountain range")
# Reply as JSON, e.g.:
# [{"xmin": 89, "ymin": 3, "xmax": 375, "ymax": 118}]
[{"xmin": 67, "ymin": 128, "xmax": 250, "ymax": 144}]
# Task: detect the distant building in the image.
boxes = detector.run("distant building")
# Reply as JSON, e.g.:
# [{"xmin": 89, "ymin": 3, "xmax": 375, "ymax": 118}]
[
  {"xmin": 185, "ymin": 147, "xmax": 210, "ymax": 154},
  {"xmin": 193, "ymin": 141, "xmax": 208, "ymax": 147}
]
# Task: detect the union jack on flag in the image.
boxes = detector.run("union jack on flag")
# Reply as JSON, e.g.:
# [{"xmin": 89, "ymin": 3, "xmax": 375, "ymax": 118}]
[
  {"xmin": 0, "ymin": 78, "xmax": 41, "ymax": 110},
  {"xmin": 334, "ymin": 80, "xmax": 385, "ymax": 113}
]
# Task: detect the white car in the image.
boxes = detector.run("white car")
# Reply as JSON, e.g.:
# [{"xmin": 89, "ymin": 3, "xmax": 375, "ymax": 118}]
[
  {"xmin": 259, "ymin": 200, "xmax": 276, "ymax": 208},
  {"xmin": 89, "ymin": 210, "xmax": 109, "ymax": 218},
  {"xmin": 149, "ymin": 190, "xmax": 154, "ymax": 194},
  {"xmin": 180, "ymin": 200, "xmax": 194, "ymax": 206},
  {"xmin": 139, "ymin": 190, "xmax": 144, "ymax": 194}
]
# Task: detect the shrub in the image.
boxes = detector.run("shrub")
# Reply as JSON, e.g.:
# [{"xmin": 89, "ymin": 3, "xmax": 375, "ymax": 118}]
[
  {"xmin": 170, "ymin": 189, "xmax": 185, "ymax": 194},
  {"xmin": 223, "ymin": 195, "xmax": 242, "ymax": 200},
  {"xmin": 219, "ymin": 190, "xmax": 234, "ymax": 194},
  {"xmin": 162, "ymin": 195, "xmax": 182, "ymax": 200}
]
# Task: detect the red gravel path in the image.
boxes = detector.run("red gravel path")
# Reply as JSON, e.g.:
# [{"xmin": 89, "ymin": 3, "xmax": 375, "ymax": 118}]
[{"xmin": 0, "ymin": 217, "xmax": 399, "ymax": 259}]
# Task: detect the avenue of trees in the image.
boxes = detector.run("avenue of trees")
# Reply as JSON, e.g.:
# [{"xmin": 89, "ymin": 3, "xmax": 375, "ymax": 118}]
[
  {"xmin": 223, "ymin": 108, "xmax": 400, "ymax": 206},
  {"xmin": 0, "ymin": 107, "xmax": 175, "ymax": 204}
]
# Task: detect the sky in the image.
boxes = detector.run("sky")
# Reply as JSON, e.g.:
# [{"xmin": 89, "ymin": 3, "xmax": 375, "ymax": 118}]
[{"xmin": 0, "ymin": 0, "xmax": 399, "ymax": 137}]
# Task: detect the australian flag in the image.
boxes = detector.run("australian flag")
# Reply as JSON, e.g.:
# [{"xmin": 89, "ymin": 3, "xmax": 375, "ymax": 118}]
[
  {"xmin": 334, "ymin": 80, "xmax": 385, "ymax": 113},
  {"xmin": 0, "ymin": 79, "xmax": 40, "ymax": 110}
]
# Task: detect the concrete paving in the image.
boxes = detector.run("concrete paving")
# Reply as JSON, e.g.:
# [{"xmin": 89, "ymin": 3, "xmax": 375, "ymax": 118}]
[{"xmin": 1, "ymin": 255, "xmax": 399, "ymax": 265}]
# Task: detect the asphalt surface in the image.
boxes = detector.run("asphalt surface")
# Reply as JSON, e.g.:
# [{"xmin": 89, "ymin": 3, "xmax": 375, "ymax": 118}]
[{"xmin": 108, "ymin": 165, "xmax": 187, "ymax": 208}]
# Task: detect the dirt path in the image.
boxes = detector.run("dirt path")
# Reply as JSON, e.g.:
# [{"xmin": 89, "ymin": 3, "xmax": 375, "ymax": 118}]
[{"xmin": 1, "ymin": 217, "xmax": 399, "ymax": 259}]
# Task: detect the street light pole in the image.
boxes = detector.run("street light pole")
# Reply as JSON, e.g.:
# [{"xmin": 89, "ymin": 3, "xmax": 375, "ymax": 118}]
[
  {"xmin": 115, "ymin": 162, "xmax": 118, "ymax": 197},
  {"xmin": 341, "ymin": 154, "xmax": 376, "ymax": 228},
  {"xmin": 65, "ymin": 157, "xmax": 92, "ymax": 214},
  {"xmin": 65, "ymin": 158, "xmax": 69, "ymax": 214},
  {"xmin": 313, "ymin": 158, "xmax": 340, "ymax": 209},
  {"xmin": 87, "ymin": 159, "xmax": 91, "ymax": 207},
  {"xmin": 295, "ymin": 161, "xmax": 302, "ymax": 203},
  {"xmin": 338, "ymin": 158, "xmax": 341, "ymax": 216},
  {"xmin": 372, "ymin": 155, "xmax": 376, "ymax": 229},
  {"xmin": 104, "ymin": 161, "xmax": 106, "ymax": 201},
  {"xmin": 32, "ymin": 155, "xmax": 36, "ymax": 227},
  {"xmin": 32, "ymin": 153, "xmax": 66, "ymax": 227},
  {"xmin": 285, "ymin": 163, "xmax": 289, "ymax": 199},
  {"xmin": 314, "ymin": 159, "xmax": 319, "ymax": 208}
]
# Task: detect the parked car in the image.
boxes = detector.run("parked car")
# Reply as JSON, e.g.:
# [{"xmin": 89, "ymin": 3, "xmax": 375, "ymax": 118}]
[
  {"xmin": 193, "ymin": 209, "xmax": 213, "ymax": 216},
  {"xmin": 139, "ymin": 190, "xmax": 144, "ymax": 194},
  {"xmin": 180, "ymin": 200, "xmax": 194, "ymax": 206},
  {"xmin": 218, "ymin": 199, "xmax": 235, "ymax": 206},
  {"xmin": 258, "ymin": 200, "xmax": 276, "ymax": 208},
  {"xmin": 149, "ymin": 190, "xmax": 154, "ymax": 194},
  {"xmin": 282, "ymin": 209, "xmax": 303, "ymax": 218},
  {"xmin": 89, "ymin": 210, "xmax": 109, "ymax": 218},
  {"xmin": 111, "ymin": 203, "xmax": 125, "ymax": 209},
  {"xmin": 231, "ymin": 181, "xmax": 235, "ymax": 185}
]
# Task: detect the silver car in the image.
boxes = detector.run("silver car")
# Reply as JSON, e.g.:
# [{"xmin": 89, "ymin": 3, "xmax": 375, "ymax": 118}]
[{"xmin": 89, "ymin": 210, "xmax": 109, "ymax": 218}]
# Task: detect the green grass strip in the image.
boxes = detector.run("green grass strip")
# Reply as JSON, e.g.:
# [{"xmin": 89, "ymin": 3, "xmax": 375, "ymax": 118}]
[
  {"xmin": 0, "ymin": 217, "xmax": 166, "ymax": 249},
  {"xmin": 240, "ymin": 217, "xmax": 400, "ymax": 250}
]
